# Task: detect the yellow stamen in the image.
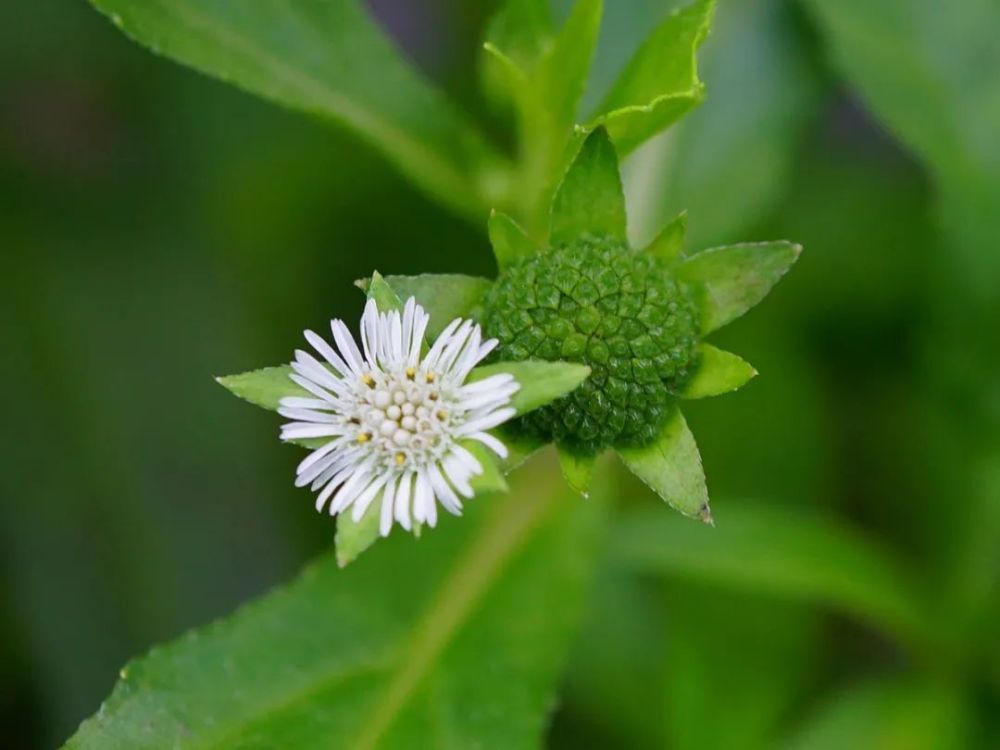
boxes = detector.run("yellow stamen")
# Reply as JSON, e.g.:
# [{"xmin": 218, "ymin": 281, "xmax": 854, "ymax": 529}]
[
  {"xmin": 395, "ymin": 452, "xmax": 406, "ymax": 466},
  {"xmin": 425, "ymin": 372, "xmax": 435, "ymax": 383},
  {"xmin": 361, "ymin": 374, "xmax": 375, "ymax": 388},
  {"xmin": 405, "ymin": 367, "xmax": 416, "ymax": 380},
  {"xmin": 357, "ymin": 432, "xmax": 372, "ymax": 444}
]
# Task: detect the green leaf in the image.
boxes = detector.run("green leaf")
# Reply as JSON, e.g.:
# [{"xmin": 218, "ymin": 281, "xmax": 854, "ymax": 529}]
[
  {"xmin": 641, "ymin": 210, "xmax": 687, "ymax": 264},
  {"xmin": 534, "ymin": 0, "xmax": 603, "ymax": 139},
  {"xmin": 88, "ymin": 0, "xmax": 499, "ymax": 219},
  {"xmin": 784, "ymin": 679, "xmax": 970, "ymax": 750},
  {"xmin": 680, "ymin": 343, "xmax": 757, "ymax": 399},
  {"xmin": 66, "ymin": 459, "xmax": 608, "ymax": 749},
  {"xmin": 611, "ymin": 502, "xmax": 930, "ymax": 649},
  {"xmin": 484, "ymin": 0, "xmax": 552, "ymax": 70},
  {"xmin": 590, "ymin": 0, "xmax": 715, "ymax": 155},
  {"xmin": 333, "ymin": 507, "xmax": 382, "ymax": 569},
  {"xmin": 365, "ymin": 271, "xmax": 403, "ymax": 312},
  {"xmin": 216, "ymin": 366, "xmax": 303, "ymax": 412},
  {"xmin": 647, "ymin": 0, "xmax": 821, "ymax": 250},
  {"xmin": 558, "ymin": 448, "xmax": 595, "ymax": 498},
  {"xmin": 488, "ymin": 210, "xmax": 540, "ymax": 270},
  {"xmin": 494, "ymin": 428, "xmax": 547, "ymax": 475},
  {"xmin": 677, "ymin": 241, "xmax": 802, "ymax": 333},
  {"xmin": 484, "ymin": 0, "xmax": 604, "ymax": 236},
  {"xmin": 550, "ymin": 128, "xmax": 627, "ymax": 245},
  {"xmin": 356, "ymin": 274, "xmax": 493, "ymax": 338},
  {"xmin": 464, "ymin": 440, "xmax": 510, "ymax": 495},
  {"xmin": 469, "ymin": 360, "xmax": 591, "ymax": 416},
  {"xmin": 617, "ymin": 410, "xmax": 711, "ymax": 522}
]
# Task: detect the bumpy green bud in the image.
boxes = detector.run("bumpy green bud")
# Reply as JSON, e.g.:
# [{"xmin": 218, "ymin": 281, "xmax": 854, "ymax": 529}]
[{"xmin": 482, "ymin": 235, "xmax": 699, "ymax": 454}]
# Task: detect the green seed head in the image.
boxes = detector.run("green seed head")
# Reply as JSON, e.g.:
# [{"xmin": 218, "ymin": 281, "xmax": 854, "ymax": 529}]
[{"xmin": 482, "ymin": 235, "xmax": 700, "ymax": 453}]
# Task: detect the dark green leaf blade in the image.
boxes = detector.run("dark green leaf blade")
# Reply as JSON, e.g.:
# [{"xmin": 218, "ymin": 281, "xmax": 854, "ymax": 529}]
[
  {"xmin": 65, "ymin": 459, "xmax": 607, "ymax": 749},
  {"xmin": 590, "ymin": 0, "xmax": 715, "ymax": 155},
  {"xmin": 680, "ymin": 343, "xmax": 757, "ymax": 399},
  {"xmin": 612, "ymin": 502, "xmax": 930, "ymax": 648},
  {"xmin": 469, "ymin": 360, "xmax": 591, "ymax": 415},
  {"xmin": 89, "ymin": 0, "xmax": 498, "ymax": 218},
  {"xmin": 550, "ymin": 128, "xmax": 626, "ymax": 245},
  {"xmin": 617, "ymin": 410, "xmax": 711, "ymax": 522},
  {"xmin": 677, "ymin": 241, "xmax": 802, "ymax": 333},
  {"xmin": 356, "ymin": 274, "xmax": 493, "ymax": 338}
]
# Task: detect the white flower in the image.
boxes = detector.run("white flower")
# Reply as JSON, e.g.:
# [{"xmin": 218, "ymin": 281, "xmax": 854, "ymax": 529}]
[{"xmin": 279, "ymin": 297, "xmax": 519, "ymax": 536}]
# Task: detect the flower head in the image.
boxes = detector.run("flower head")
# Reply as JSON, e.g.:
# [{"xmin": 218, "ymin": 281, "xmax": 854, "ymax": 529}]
[{"xmin": 279, "ymin": 297, "xmax": 519, "ymax": 537}]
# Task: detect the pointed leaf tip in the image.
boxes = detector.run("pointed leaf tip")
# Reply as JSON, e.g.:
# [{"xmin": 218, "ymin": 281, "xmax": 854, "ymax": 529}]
[
  {"xmin": 590, "ymin": 0, "xmax": 716, "ymax": 154},
  {"xmin": 681, "ymin": 343, "xmax": 757, "ymax": 399},
  {"xmin": 642, "ymin": 210, "xmax": 688, "ymax": 264},
  {"xmin": 365, "ymin": 271, "xmax": 404, "ymax": 312},
  {"xmin": 550, "ymin": 127, "xmax": 627, "ymax": 245},
  {"xmin": 363, "ymin": 274, "xmax": 493, "ymax": 338},
  {"xmin": 218, "ymin": 365, "xmax": 304, "ymax": 412},
  {"xmin": 677, "ymin": 240, "xmax": 802, "ymax": 333},
  {"xmin": 489, "ymin": 210, "xmax": 540, "ymax": 270},
  {"xmin": 617, "ymin": 410, "xmax": 710, "ymax": 520},
  {"xmin": 559, "ymin": 449, "xmax": 595, "ymax": 498}
]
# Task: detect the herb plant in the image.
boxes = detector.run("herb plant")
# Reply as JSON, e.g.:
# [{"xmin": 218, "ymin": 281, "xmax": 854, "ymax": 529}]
[{"xmin": 64, "ymin": 0, "xmax": 804, "ymax": 747}]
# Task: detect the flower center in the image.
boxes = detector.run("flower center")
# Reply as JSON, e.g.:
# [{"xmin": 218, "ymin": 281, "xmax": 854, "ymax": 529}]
[{"xmin": 350, "ymin": 366, "xmax": 455, "ymax": 470}]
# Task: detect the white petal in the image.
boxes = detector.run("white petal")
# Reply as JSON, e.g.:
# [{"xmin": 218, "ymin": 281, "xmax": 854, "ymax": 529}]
[
  {"xmin": 456, "ymin": 384, "xmax": 518, "ymax": 412},
  {"xmin": 296, "ymin": 439, "xmax": 341, "ymax": 475},
  {"xmin": 394, "ymin": 471, "xmax": 414, "ymax": 531},
  {"xmin": 277, "ymin": 407, "xmax": 340, "ymax": 423},
  {"xmin": 467, "ymin": 431, "xmax": 509, "ymax": 458},
  {"xmin": 459, "ymin": 373, "xmax": 515, "ymax": 396},
  {"xmin": 280, "ymin": 424, "xmax": 344, "ymax": 440},
  {"xmin": 360, "ymin": 299, "xmax": 379, "ymax": 368},
  {"xmin": 437, "ymin": 320, "xmax": 475, "ymax": 373},
  {"xmin": 331, "ymin": 319, "xmax": 365, "ymax": 375},
  {"xmin": 292, "ymin": 352, "xmax": 347, "ymax": 394},
  {"xmin": 450, "ymin": 442, "xmax": 484, "ymax": 476},
  {"xmin": 314, "ymin": 474, "xmax": 343, "ymax": 513},
  {"xmin": 451, "ymin": 327, "xmax": 488, "ymax": 380},
  {"xmin": 279, "ymin": 396, "xmax": 335, "ymax": 410},
  {"xmin": 428, "ymin": 463, "xmax": 463, "ymax": 515},
  {"xmin": 409, "ymin": 307, "xmax": 430, "ymax": 365},
  {"xmin": 289, "ymin": 373, "xmax": 338, "ymax": 403},
  {"xmin": 304, "ymin": 329, "xmax": 350, "ymax": 376},
  {"xmin": 298, "ymin": 446, "xmax": 357, "ymax": 488},
  {"xmin": 442, "ymin": 455, "xmax": 474, "ymax": 498},
  {"xmin": 379, "ymin": 476, "xmax": 396, "ymax": 537},
  {"xmin": 455, "ymin": 407, "xmax": 517, "ymax": 436},
  {"xmin": 351, "ymin": 472, "xmax": 390, "ymax": 522},
  {"xmin": 330, "ymin": 463, "xmax": 374, "ymax": 514},
  {"xmin": 311, "ymin": 462, "xmax": 355, "ymax": 493},
  {"xmin": 422, "ymin": 318, "xmax": 462, "ymax": 369},
  {"xmin": 414, "ymin": 470, "xmax": 436, "ymax": 527},
  {"xmin": 477, "ymin": 337, "xmax": 499, "ymax": 361}
]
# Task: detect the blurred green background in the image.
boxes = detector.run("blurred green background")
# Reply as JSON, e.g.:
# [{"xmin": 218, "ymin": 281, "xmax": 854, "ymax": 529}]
[{"xmin": 1, "ymin": 0, "xmax": 997, "ymax": 748}]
